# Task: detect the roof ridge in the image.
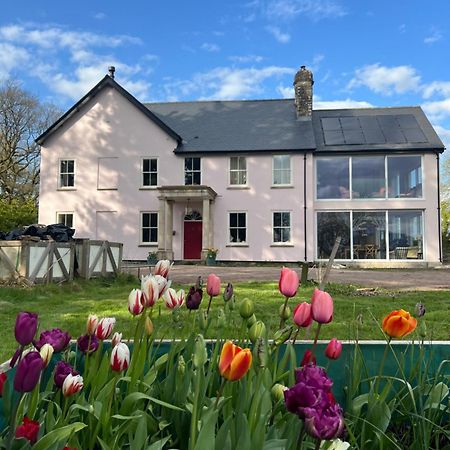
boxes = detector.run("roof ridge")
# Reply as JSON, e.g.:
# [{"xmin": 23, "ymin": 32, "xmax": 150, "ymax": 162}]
[{"xmin": 145, "ymin": 98, "xmax": 294, "ymax": 106}]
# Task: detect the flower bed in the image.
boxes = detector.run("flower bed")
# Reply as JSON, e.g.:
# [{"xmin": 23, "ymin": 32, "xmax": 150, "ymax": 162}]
[{"xmin": 0, "ymin": 261, "xmax": 448, "ymax": 449}]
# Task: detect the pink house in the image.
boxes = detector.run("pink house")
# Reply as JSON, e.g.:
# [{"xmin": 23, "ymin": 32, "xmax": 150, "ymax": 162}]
[{"xmin": 37, "ymin": 66, "xmax": 445, "ymax": 266}]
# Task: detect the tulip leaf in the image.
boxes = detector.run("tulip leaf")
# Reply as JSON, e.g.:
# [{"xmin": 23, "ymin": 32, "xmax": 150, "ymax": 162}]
[
  {"xmin": 33, "ymin": 422, "xmax": 87, "ymax": 450},
  {"xmin": 366, "ymin": 399, "xmax": 391, "ymax": 435},
  {"xmin": 97, "ymin": 436, "xmax": 112, "ymax": 450},
  {"xmin": 350, "ymin": 393, "xmax": 369, "ymax": 417},
  {"xmin": 262, "ymin": 439, "xmax": 288, "ymax": 450},
  {"xmin": 147, "ymin": 436, "xmax": 171, "ymax": 450},
  {"xmin": 131, "ymin": 415, "xmax": 148, "ymax": 449},
  {"xmin": 194, "ymin": 408, "xmax": 218, "ymax": 450},
  {"xmin": 424, "ymin": 382, "xmax": 449, "ymax": 410},
  {"xmin": 112, "ymin": 414, "xmax": 143, "ymax": 420}
]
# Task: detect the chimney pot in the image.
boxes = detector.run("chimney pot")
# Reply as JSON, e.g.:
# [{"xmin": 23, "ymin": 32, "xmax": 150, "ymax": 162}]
[
  {"xmin": 108, "ymin": 66, "xmax": 116, "ymax": 79},
  {"xmin": 293, "ymin": 65, "xmax": 313, "ymax": 118}
]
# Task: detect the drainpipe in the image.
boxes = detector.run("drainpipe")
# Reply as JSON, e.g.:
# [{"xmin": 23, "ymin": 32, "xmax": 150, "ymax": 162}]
[
  {"xmin": 436, "ymin": 152, "xmax": 442, "ymax": 263},
  {"xmin": 304, "ymin": 153, "xmax": 307, "ymax": 261}
]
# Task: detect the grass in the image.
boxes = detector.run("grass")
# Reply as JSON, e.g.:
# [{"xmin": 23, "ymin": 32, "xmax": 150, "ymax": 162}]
[{"xmin": 0, "ymin": 274, "xmax": 449, "ymax": 362}]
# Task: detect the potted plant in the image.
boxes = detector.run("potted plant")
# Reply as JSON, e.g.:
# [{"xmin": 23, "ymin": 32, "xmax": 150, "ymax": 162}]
[
  {"xmin": 206, "ymin": 248, "xmax": 218, "ymax": 266},
  {"xmin": 147, "ymin": 251, "xmax": 158, "ymax": 265}
]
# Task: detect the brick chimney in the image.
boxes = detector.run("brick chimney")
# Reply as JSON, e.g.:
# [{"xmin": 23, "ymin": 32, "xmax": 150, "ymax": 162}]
[{"xmin": 293, "ymin": 66, "xmax": 314, "ymax": 118}]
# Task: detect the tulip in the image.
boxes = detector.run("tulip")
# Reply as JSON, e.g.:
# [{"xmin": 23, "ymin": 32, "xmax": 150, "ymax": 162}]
[
  {"xmin": 304, "ymin": 403, "xmax": 344, "ymax": 440},
  {"xmin": 33, "ymin": 328, "xmax": 70, "ymax": 353},
  {"xmin": 163, "ymin": 288, "xmax": 185, "ymax": 309},
  {"xmin": 141, "ymin": 275, "xmax": 159, "ymax": 307},
  {"xmin": 325, "ymin": 338, "xmax": 342, "ymax": 360},
  {"xmin": 62, "ymin": 373, "xmax": 83, "ymax": 397},
  {"xmin": 279, "ymin": 304, "xmax": 291, "ymax": 321},
  {"xmin": 0, "ymin": 372, "xmax": 7, "ymax": 396},
  {"xmin": 54, "ymin": 361, "xmax": 78, "ymax": 388},
  {"xmin": 15, "ymin": 417, "xmax": 40, "ymax": 444},
  {"xmin": 206, "ymin": 274, "xmax": 221, "ymax": 297},
  {"xmin": 145, "ymin": 317, "xmax": 154, "ymax": 336},
  {"xmin": 186, "ymin": 286, "xmax": 203, "ymax": 310},
  {"xmin": 111, "ymin": 332, "xmax": 122, "ymax": 348},
  {"xmin": 293, "ymin": 302, "xmax": 313, "ymax": 328},
  {"xmin": 14, "ymin": 352, "xmax": 43, "ymax": 392},
  {"xmin": 223, "ymin": 282, "xmax": 234, "ymax": 302},
  {"xmin": 311, "ymin": 288, "xmax": 334, "ymax": 324},
  {"xmin": 77, "ymin": 334, "xmax": 99, "ymax": 354},
  {"xmin": 246, "ymin": 313, "xmax": 257, "ymax": 329},
  {"xmin": 14, "ymin": 312, "xmax": 38, "ymax": 346},
  {"xmin": 382, "ymin": 309, "xmax": 417, "ymax": 338},
  {"xmin": 248, "ymin": 320, "xmax": 266, "ymax": 343},
  {"xmin": 239, "ymin": 298, "xmax": 254, "ymax": 319},
  {"xmin": 39, "ymin": 343, "xmax": 54, "ymax": 367},
  {"xmin": 154, "ymin": 275, "xmax": 171, "ymax": 297},
  {"xmin": 271, "ymin": 383, "xmax": 288, "ymax": 402},
  {"xmin": 110, "ymin": 342, "xmax": 130, "ymax": 372},
  {"xmin": 279, "ymin": 267, "xmax": 299, "ymax": 298},
  {"xmin": 96, "ymin": 318, "xmax": 116, "ymax": 340},
  {"xmin": 219, "ymin": 341, "xmax": 252, "ymax": 381},
  {"xmin": 193, "ymin": 335, "xmax": 208, "ymax": 368},
  {"xmin": 128, "ymin": 289, "xmax": 145, "ymax": 316},
  {"xmin": 153, "ymin": 259, "xmax": 172, "ymax": 278},
  {"xmin": 415, "ymin": 302, "xmax": 426, "ymax": 318},
  {"xmin": 300, "ymin": 349, "xmax": 316, "ymax": 367},
  {"xmin": 86, "ymin": 314, "xmax": 98, "ymax": 335}
]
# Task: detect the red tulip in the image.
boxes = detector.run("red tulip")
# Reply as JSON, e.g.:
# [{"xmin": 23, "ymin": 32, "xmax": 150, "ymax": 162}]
[
  {"xmin": 293, "ymin": 302, "xmax": 313, "ymax": 328},
  {"xmin": 62, "ymin": 374, "xmax": 83, "ymax": 397},
  {"xmin": 300, "ymin": 349, "xmax": 316, "ymax": 367},
  {"xmin": 15, "ymin": 417, "xmax": 40, "ymax": 444},
  {"xmin": 219, "ymin": 341, "xmax": 252, "ymax": 381},
  {"xmin": 325, "ymin": 338, "xmax": 342, "ymax": 360},
  {"xmin": 111, "ymin": 332, "xmax": 122, "ymax": 348},
  {"xmin": 110, "ymin": 342, "xmax": 130, "ymax": 372},
  {"xmin": 311, "ymin": 289, "xmax": 333, "ymax": 324},
  {"xmin": 279, "ymin": 267, "xmax": 299, "ymax": 298},
  {"xmin": 0, "ymin": 372, "xmax": 7, "ymax": 396},
  {"xmin": 96, "ymin": 318, "xmax": 116, "ymax": 340},
  {"xmin": 207, "ymin": 274, "xmax": 221, "ymax": 297},
  {"xmin": 128, "ymin": 289, "xmax": 145, "ymax": 316}
]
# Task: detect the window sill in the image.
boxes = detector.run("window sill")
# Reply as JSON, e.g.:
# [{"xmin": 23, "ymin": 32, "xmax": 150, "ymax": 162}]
[
  {"xmin": 226, "ymin": 244, "xmax": 249, "ymax": 247},
  {"xmin": 270, "ymin": 243, "xmax": 294, "ymax": 247},
  {"xmin": 227, "ymin": 185, "xmax": 250, "ymax": 190},
  {"xmin": 139, "ymin": 186, "xmax": 159, "ymax": 190},
  {"xmin": 271, "ymin": 184, "xmax": 294, "ymax": 189},
  {"xmin": 57, "ymin": 187, "xmax": 77, "ymax": 191},
  {"xmin": 97, "ymin": 188, "xmax": 118, "ymax": 191},
  {"xmin": 138, "ymin": 244, "xmax": 158, "ymax": 247}
]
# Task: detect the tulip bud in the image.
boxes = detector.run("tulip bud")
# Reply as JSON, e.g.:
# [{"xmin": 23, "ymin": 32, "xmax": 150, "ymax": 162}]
[
  {"xmin": 249, "ymin": 320, "xmax": 266, "ymax": 343},
  {"xmin": 325, "ymin": 338, "xmax": 342, "ymax": 360},
  {"xmin": 39, "ymin": 343, "xmax": 54, "ymax": 367},
  {"xmin": 273, "ymin": 325, "xmax": 294, "ymax": 346},
  {"xmin": 239, "ymin": 298, "xmax": 254, "ymax": 319},
  {"xmin": 111, "ymin": 332, "xmax": 122, "ymax": 348},
  {"xmin": 14, "ymin": 352, "xmax": 43, "ymax": 392},
  {"xmin": 223, "ymin": 283, "xmax": 234, "ymax": 302},
  {"xmin": 279, "ymin": 304, "xmax": 291, "ymax": 321},
  {"xmin": 110, "ymin": 342, "xmax": 130, "ymax": 372},
  {"xmin": 246, "ymin": 313, "xmax": 257, "ymax": 329},
  {"xmin": 279, "ymin": 267, "xmax": 299, "ymax": 298},
  {"xmin": 86, "ymin": 314, "xmax": 98, "ymax": 335},
  {"xmin": 96, "ymin": 318, "xmax": 116, "ymax": 340},
  {"xmin": 300, "ymin": 349, "xmax": 316, "ymax": 367},
  {"xmin": 62, "ymin": 373, "xmax": 83, "ymax": 397},
  {"xmin": 293, "ymin": 302, "xmax": 313, "ymax": 328},
  {"xmin": 193, "ymin": 335, "xmax": 207, "ymax": 368},
  {"xmin": 177, "ymin": 355, "xmax": 186, "ymax": 376},
  {"xmin": 311, "ymin": 289, "xmax": 334, "ymax": 324},
  {"xmin": 153, "ymin": 259, "xmax": 172, "ymax": 279},
  {"xmin": 198, "ymin": 310, "xmax": 208, "ymax": 331},
  {"xmin": 207, "ymin": 274, "xmax": 221, "ymax": 297},
  {"xmin": 128, "ymin": 289, "xmax": 145, "ymax": 316},
  {"xmin": 14, "ymin": 312, "xmax": 38, "ymax": 346},
  {"xmin": 141, "ymin": 275, "xmax": 159, "ymax": 307},
  {"xmin": 415, "ymin": 302, "xmax": 426, "ymax": 318},
  {"xmin": 271, "ymin": 383, "xmax": 288, "ymax": 402},
  {"xmin": 145, "ymin": 317, "xmax": 154, "ymax": 336}
]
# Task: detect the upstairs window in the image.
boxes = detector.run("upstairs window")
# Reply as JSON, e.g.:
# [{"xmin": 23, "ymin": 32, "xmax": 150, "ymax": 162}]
[
  {"xmin": 141, "ymin": 212, "xmax": 158, "ymax": 244},
  {"xmin": 142, "ymin": 158, "xmax": 158, "ymax": 187},
  {"xmin": 387, "ymin": 156, "xmax": 422, "ymax": 198},
  {"xmin": 273, "ymin": 212, "xmax": 291, "ymax": 243},
  {"xmin": 59, "ymin": 160, "xmax": 75, "ymax": 188},
  {"xmin": 273, "ymin": 155, "xmax": 291, "ymax": 186},
  {"xmin": 229, "ymin": 212, "xmax": 247, "ymax": 244},
  {"xmin": 230, "ymin": 156, "xmax": 247, "ymax": 186},
  {"xmin": 185, "ymin": 157, "xmax": 201, "ymax": 185}
]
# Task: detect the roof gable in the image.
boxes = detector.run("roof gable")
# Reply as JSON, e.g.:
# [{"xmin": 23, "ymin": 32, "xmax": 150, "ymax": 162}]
[{"xmin": 36, "ymin": 76, "xmax": 181, "ymax": 145}]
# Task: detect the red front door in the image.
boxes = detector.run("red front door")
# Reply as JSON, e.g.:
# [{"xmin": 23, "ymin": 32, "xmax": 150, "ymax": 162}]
[{"xmin": 184, "ymin": 221, "xmax": 202, "ymax": 259}]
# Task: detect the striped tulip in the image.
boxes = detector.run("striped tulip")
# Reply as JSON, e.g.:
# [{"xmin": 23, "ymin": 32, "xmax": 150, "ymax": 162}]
[
  {"xmin": 141, "ymin": 275, "xmax": 159, "ymax": 307},
  {"xmin": 163, "ymin": 288, "xmax": 185, "ymax": 309},
  {"xmin": 96, "ymin": 317, "xmax": 116, "ymax": 340},
  {"xmin": 111, "ymin": 332, "xmax": 122, "ymax": 348},
  {"xmin": 62, "ymin": 373, "xmax": 83, "ymax": 397},
  {"xmin": 219, "ymin": 341, "xmax": 252, "ymax": 381},
  {"xmin": 86, "ymin": 314, "xmax": 98, "ymax": 335},
  {"xmin": 154, "ymin": 275, "xmax": 171, "ymax": 298},
  {"xmin": 110, "ymin": 342, "xmax": 130, "ymax": 372},
  {"xmin": 128, "ymin": 289, "xmax": 145, "ymax": 316},
  {"xmin": 39, "ymin": 343, "xmax": 54, "ymax": 368},
  {"xmin": 153, "ymin": 260, "xmax": 172, "ymax": 279}
]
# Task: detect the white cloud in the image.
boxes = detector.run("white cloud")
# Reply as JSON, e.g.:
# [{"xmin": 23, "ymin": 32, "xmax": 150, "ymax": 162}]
[
  {"xmin": 266, "ymin": 0, "xmax": 346, "ymax": 21},
  {"xmin": 348, "ymin": 63, "xmax": 421, "ymax": 95},
  {"xmin": 201, "ymin": 42, "xmax": 220, "ymax": 52},
  {"xmin": 276, "ymin": 84, "xmax": 293, "ymax": 98},
  {"xmin": 433, "ymin": 125, "xmax": 450, "ymax": 149},
  {"xmin": 424, "ymin": 27, "xmax": 442, "ymax": 44},
  {"xmin": 266, "ymin": 26, "xmax": 290, "ymax": 43},
  {"xmin": 0, "ymin": 43, "xmax": 29, "ymax": 79},
  {"xmin": 422, "ymin": 81, "xmax": 450, "ymax": 99},
  {"xmin": 314, "ymin": 98, "xmax": 373, "ymax": 109},
  {"xmin": 229, "ymin": 55, "xmax": 264, "ymax": 63},
  {"xmin": 422, "ymin": 98, "xmax": 450, "ymax": 122},
  {"xmin": 93, "ymin": 12, "xmax": 107, "ymax": 20}
]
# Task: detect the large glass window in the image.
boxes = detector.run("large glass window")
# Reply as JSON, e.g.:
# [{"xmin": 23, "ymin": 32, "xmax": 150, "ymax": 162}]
[
  {"xmin": 352, "ymin": 212, "xmax": 386, "ymax": 259},
  {"xmin": 141, "ymin": 212, "xmax": 158, "ymax": 244},
  {"xmin": 316, "ymin": 157, "xmax": 350, "ymax": 199},
  {"xmin": 229, "ymin": 212, "xmax": 247, "ymax": 243},
  {"xmin": 273, "ymin": 212, "xmax": 291, "ymax": 243},
  {"xmin": 230, "ymin": 156, "xmax": 247, "ymax": 185},
  {"xmin": 388, "ymin": 210, "xmax": 423, "ymax": 259},
  {"xmin": 273, "ymin": 155, "xmax": 291, "ymax": 185},
  {"xmin": 352, "ymin": 156, "xmax": 385, "ymax": 198},
  {"xmin": 184, "ymin": 158, "xmax": 201, "ymax": 185},
  {"xmin": 59, "ymin": 160, "xmax": 75, "ymax": 188},
  {"xmin": 142, "ymin": 158, "xmax": 158, "ymax": 187},
  {"xmin": 387, "ymin": 156, "xmax": 422, "ymax": 198},
  {"xmin": 317, "ymin": 212, "xmax": 351, "ymax": 259}
]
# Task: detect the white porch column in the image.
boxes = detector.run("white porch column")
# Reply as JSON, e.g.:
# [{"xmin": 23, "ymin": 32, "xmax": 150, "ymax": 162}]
[
  {"xmin": 157, "ymin": 198, "xmax": 166, "ymax": 258},
  {"xmin": 165, "ymin": 200, "xmax": 174, "ymax": 260},
  {"xmin": 202, "ymin": 198, "xmax": 210, "ymax": 258}
]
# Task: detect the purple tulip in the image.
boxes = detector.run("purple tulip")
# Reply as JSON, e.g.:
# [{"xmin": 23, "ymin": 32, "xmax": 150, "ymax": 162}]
[
  {"xmin": 14, "ymin": 352, "xmax": 43, "ymax": 392},
  {"xmin": 54, "ymin": 361, "xmax": 78, "ymax": 388},
  {"xmin": 284, "ymin": 379, "xmax": 329, "ymax": 419},
  {"xmin": 15, "ymin": 312, "xmax": 38, "ymax": 346},
  {"xmin": 223, "ymin": 283, "xmax": 234, "ymax": 302},
  {"xmin": 186, "ymin": 286, "xmax": 203, "ymax": 310},
  {"xmin": 304, "ymin": 402, "xmax": 344, "ymax": 440},
  {"xmin": 33, "ymin": 328, "xmax": 71, "ymax": 353},
  {"xmin": 77, "ymin": 334, "xmax": 99, "ymax": 354}
]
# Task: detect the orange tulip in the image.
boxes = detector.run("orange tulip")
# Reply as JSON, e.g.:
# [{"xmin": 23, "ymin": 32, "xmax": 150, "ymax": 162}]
[
  {"xmin": 382, "ymin": 309, "xmax": 417, "ymax": 338},
  {"xmin": 219, "ymin": 341, "xmax": 252, "ymax": 381}
]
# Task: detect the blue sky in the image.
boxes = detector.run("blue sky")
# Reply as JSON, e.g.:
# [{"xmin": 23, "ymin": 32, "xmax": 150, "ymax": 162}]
[{"xmin": 1, "ymin": 0, "xmax": 449, "ymax": 154}]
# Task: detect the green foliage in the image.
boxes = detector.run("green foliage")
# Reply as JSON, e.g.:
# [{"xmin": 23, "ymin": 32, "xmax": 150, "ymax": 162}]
[{"xmin": 0, "ymin": 199, "xmax": 37, "ymax": 232}]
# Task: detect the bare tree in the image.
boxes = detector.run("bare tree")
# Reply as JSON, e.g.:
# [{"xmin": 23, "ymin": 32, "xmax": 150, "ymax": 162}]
[{"xmin": 0, "ymin": 80, "xmax": 61, "ymax": 203}]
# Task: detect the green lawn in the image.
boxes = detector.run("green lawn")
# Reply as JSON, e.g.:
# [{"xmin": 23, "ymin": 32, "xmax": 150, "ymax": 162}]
[{"xmin": 0, "ymin": 274, "xmax": 449, "ymax": 362}]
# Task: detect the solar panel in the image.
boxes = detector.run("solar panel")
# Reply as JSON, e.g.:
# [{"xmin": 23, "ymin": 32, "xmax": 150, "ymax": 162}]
[
  {"xmin": 395, "ymin": 114, "xmax": 418, "ymax": 129},
  {"xmin": 343, "ymin": 128, "xmax": 365, "ymax": 144},
  {"xmin": 377, "ymin": 116, "xmax": 407, "ymax": 143},
  {"xmin": 359, "ymin": 116, "xmax": 385, "ymax": 144},
  {"xmin": 321, "ymin": 117, "xmax": 341, "ymax": 131},
  {"xmin": 402, "ymin": 128, "xmax": 427, "ymax": 143},
  {"xmin": 324, "ymin": 130, "xmax": 345, "ymax": 145},
  {"xmin": 340, "ymin": 117, "xmax": 359, "ymax": 129}
]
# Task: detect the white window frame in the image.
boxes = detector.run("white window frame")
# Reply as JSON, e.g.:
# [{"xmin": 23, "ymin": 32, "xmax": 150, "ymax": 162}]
[
  {"xmin": 228, "ymin": 211, "xmax": 247, "ymax": 245},
  {"xmin": 141, "ymin": 157, "xmax": 158, "ymax": 188},
  {"xmin": 140, "ymin": 211, "xmax": 158, "ymax": 245},
  {"xmin": 58, "ymin": 159, "xmax": 76, "ymax": 189},
  {"xmin": 229, "ymin": 156, "xmax": 248, "ymax": 187},
  {"xmin": 272, "ymin": 155, "xmax": 292, "ymax": 187},
  {"xmin": 184, "ymin": 157, "xmax": 201, "ymax": 186},
  {"xmin": 56, "ymin": 212, "xmax": 74, "ymax": 228},
  {"xmin": 272, "ymin": 211, "xmax": 292, "ymax": 244}
]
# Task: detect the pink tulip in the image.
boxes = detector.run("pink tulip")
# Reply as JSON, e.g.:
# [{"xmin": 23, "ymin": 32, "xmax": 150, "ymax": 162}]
[
  {"xmin": 153, "ymin": 260, "xmax": 172, "ymax": 279},
  {"xmin": 279, "ymin": 267, "xmax": 299, "ymax": 298},
  {"xmin": 163, "ymin": 288, "xmax": 185, "ymax": 309},
  {"xmin": 325, "ymin": 338, "xmax": 342, "ymax": 360},
  {"xmin": 141, "ymin": 275, "xmax": 159, "ymax": 307},
  {"xmin": 311, "ymin": 289, "xmax": 333, "ymax": 324},
  {"xmin": 110, "ymin": 342, "xmax": 130, "ymax": 372},
  {"xmin": 293, "ymin": 302, "xmax": 313, "ymax": 328},
  {"xmin": 128, "ymin": 289, "xmax": 145, "ymax": 316},
  {"xmin": 206, "ymin": 274, "xmax": 221, "ymax": 297},
  {"xmin": 62, "ymin": 373, "xmax": 83, "ymax": 397},
  {"xmin": 95, "ymin": 317, "xmax": 116, "ymax": 340}
]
